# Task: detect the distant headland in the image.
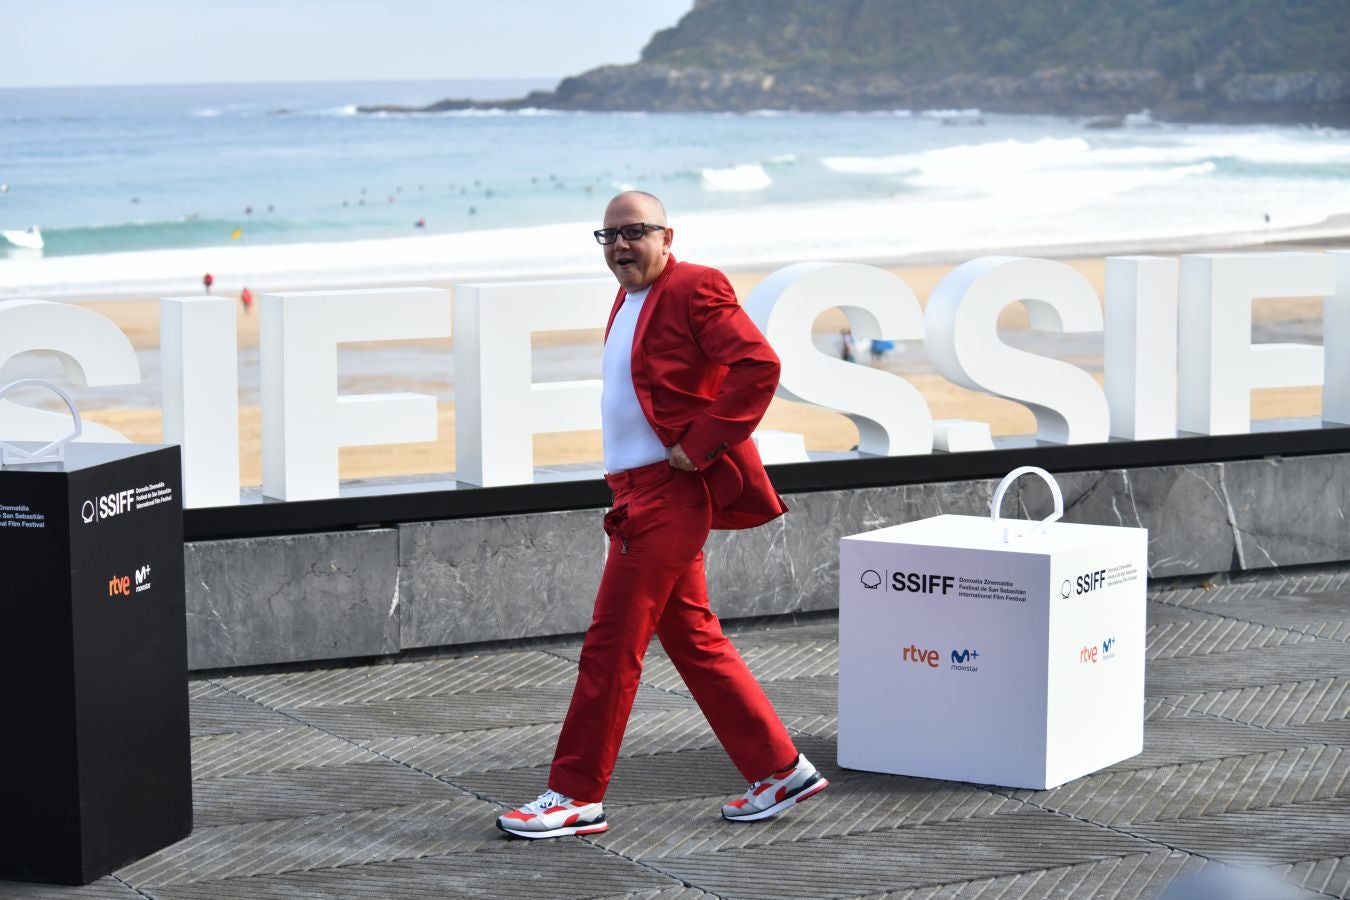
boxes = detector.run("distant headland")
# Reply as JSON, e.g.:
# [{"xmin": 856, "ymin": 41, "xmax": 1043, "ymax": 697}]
[{"xmin": 361, "ymin": 0, "xmax": 1350, "ymax": 126}]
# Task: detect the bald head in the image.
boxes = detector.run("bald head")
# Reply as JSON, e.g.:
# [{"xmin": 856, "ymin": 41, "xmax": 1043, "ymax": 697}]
[
  {"xmin": 605, "ymin": 190, "xmax": 667, "ymax": 226},
  {"xmin": 601, "ymin": 191, "xmax": 674, "ymax": 291}
]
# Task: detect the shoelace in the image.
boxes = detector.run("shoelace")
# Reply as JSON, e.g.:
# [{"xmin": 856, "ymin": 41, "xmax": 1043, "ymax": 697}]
[
  {"xmin": 740, "ymin": 779, "xmax": 766, "ymax": 799},
  {"xmin": 743, "ymin": 758, "xmax": 802, "ymax": 797},
  {"xmin": 524, "ymin": 789, "xmax": 568, "ymax": 812}
]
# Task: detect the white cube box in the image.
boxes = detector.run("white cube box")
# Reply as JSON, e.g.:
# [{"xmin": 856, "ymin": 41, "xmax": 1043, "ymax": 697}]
[{"xmin": 838, "ymin": 467, "xmax": 1147, "ymax": 790}]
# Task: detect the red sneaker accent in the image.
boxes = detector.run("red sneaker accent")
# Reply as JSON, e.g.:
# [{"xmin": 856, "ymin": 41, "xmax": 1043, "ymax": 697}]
[
  {"xmin": 723, "ymin": 754, "xmax": 828, "ymax": 823},
  {"xmin": 497, "ymin": 789, "xmax": 607, "ymax": 839},
  {"xmin": 797, "ymin": 780, "xmax": 827, "ymax": 803}
]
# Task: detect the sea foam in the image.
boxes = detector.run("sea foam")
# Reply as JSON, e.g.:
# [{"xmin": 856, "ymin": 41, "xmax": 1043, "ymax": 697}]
[
  {"xmin": 825, "ymin": 137, "xmax": 1091, "ymax": 180},
  {"xmin": 701, "ymin": 164, "xmax": 772, "ymax": 192},
  {"xmin": 8, "ymin": 179, "xmax": 1346, "ymax": 306}
]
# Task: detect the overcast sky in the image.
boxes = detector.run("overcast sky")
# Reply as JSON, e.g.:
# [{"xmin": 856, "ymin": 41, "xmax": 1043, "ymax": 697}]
[{"xmin": 1, "ymin": 0, "xmax": 697, "ymax": 88}]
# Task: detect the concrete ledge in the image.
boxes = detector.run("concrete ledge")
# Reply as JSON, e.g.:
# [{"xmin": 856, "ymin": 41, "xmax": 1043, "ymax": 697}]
[
  {"xmin": 186, "ymin": 530, "xmax": 400, "ymax": 670},
  {"xmin": 398, "ymin": 510, "xmax": 603, "ymax": 649},
  {"xmin": 183, "ymin": 452, "xmax": 1350, "ymax": 670}
]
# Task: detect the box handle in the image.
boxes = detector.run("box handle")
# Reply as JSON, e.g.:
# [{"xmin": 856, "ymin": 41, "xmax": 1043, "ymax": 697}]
[
  {"xmin": 991, "ymin": 465, "xmax": 1063, "ymax": 542},
  {"xmin": 0, "ymin": 379, "xmax": 84, "ymax": 467}
]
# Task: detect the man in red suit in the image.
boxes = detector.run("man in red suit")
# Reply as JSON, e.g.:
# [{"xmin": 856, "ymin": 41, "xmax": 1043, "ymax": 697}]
[{"xmin": 497, "ymin": 191, "xmax": 828, "ymax": 839}]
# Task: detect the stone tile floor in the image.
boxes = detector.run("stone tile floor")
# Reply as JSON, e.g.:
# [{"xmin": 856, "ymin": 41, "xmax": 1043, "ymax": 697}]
[{"xmin": 3, "ymin": 568, "xmax": 1347, "ymax": 898}]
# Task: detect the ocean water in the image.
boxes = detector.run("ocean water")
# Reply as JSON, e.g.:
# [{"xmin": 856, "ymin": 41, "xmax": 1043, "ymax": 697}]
[{"xmin": 1, "ymin": 80, "xmax": 1348, "ymax": 298}]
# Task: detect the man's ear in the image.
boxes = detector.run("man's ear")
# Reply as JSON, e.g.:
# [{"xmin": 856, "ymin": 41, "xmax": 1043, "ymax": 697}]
[{"xmin": 662, "ymin": 226, "xmax": 675, "ymax": 252}]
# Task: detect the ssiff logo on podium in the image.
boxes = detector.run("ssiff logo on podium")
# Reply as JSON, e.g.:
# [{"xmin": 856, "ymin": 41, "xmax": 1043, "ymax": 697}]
[{"xmin": 838, "ymin": 511, "xmax": 1146, "ymax": 790}]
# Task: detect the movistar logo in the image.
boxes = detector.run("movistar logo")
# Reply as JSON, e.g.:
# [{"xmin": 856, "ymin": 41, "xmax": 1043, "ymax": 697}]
[{"xmin": 950, "ymin": 647, "xmax": 981, "ymax": 672}]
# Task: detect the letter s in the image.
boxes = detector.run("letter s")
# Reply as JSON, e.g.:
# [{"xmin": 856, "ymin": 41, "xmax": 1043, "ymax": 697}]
[
  {"xmin": 925, "ymin": 258, "xmax": 1108, "ymax": 443},
  {"xmin": 745, "ymin": 262, "xmax": 931, "ymax": 456},
  {"xmin": 0, "ymin": 300, "xmax": 140, "ymax": 442}
]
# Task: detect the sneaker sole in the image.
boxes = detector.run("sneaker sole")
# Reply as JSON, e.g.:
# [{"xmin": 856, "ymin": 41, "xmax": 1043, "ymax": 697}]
[
  {"xmin": 723, "ymin": 776, "xmax": 829, "ymax": 822},
  {"xmin": 496, "ymin": 818, "xmax": 609, "ymax": 839}
]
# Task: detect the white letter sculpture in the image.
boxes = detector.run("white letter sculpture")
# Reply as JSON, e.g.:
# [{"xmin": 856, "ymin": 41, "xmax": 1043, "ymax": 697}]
[
  {"xmin": 744, "ymin": 262, "xmax": 931, "ymax": 458},
  {"xmin": 1104, "ymin": 257, "xmax": 1179, "ymax": 440},
  {"xmin": 1178, "ymin": 253, "xmax": 1333, "ymax": 435},
  {"xmin": 925, "ymin": 257, "xmax": 1109, "ymax": 444},
  {"xmin": 161, "ymin": 297, "xmax": 240, "ymax": 508},
  {"xmin": 0, "ymin": 300, "xmax": 140, "ymax": 443},
  {"xmin": 261, "ymin": 288, "xmax": 449, "ymax": 501},
  {"xmin": 453, "ymin": 279, "xmax": 609, "ymax": 487},
  {"xmin": 1325, "ymin": 251, "xmax": 1350, "ymax": 425}
]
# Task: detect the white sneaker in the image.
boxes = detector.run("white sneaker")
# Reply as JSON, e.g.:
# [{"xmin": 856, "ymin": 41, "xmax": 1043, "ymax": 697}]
[
  {"xmin": 496, "ymin": 788, "xmax": 608, "ymax": 839},
  {"xmin": 721, "ymin": 753, "xmax": 829, "ymax": 822}
]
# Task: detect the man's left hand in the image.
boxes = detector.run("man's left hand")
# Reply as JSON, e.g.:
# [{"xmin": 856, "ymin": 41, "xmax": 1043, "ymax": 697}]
[{"xmin": 669, "ymin": 443, "xmax": 697, "ymax": 471}]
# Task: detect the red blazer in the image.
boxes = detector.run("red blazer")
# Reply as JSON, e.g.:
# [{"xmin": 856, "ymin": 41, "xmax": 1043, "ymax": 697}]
[{"xmin": 604, "ymin": 256, "xmax": 789, "ymax": 530}]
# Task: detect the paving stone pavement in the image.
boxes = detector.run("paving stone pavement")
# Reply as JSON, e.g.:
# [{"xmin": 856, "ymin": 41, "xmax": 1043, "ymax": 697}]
[{"xmin": 3, "ymin": 567, "xmax": 1347, "ymax": 899}]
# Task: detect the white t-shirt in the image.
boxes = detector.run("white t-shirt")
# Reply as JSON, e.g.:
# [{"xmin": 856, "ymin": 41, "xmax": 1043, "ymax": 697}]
[{"xmin": 602, "ymin": 286, "xmax": 668, "ymax": 473}]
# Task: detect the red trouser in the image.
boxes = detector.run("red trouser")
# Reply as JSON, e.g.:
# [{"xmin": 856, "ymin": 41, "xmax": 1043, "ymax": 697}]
[{"xmin": 549, "ymin": 461, "xmax": 798, "ymax": 802}]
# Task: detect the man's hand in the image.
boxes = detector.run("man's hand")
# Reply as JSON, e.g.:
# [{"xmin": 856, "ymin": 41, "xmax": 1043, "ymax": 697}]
[{"xmin": 668, "ymin": 443, "xmax": 698, "ymax": 471}]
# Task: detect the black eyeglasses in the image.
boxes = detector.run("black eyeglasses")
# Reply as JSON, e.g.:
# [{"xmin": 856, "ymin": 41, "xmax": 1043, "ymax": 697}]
[{"xmin": 594, "ymin": 222, "xmax": 665, "ymax": 245}]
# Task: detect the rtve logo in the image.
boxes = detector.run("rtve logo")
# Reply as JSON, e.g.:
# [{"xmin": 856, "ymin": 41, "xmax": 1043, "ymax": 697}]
[
  {"xmin": 902, "ymin": 644, "xmax": 940, "ymax": 667},
  {"xmin": 109, "ymin": 574, "xmax": 132, "ymax": 597}
]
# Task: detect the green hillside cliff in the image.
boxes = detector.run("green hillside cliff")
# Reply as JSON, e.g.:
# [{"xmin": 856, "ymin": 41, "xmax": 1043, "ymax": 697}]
[{"xmin": 375, "ymin": 0, "xmax": 1350, "ymax": 123}]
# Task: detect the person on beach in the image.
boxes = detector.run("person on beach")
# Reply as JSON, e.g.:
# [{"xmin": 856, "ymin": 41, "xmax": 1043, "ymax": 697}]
[
  {"xmin": 202, "ymin": 272, "xmax": 214, "ymax": 294},
  {"xmin": 497, "ymin": 190, "xmax": 827, "ymax": 839},
  {"xmin": 239, "ymin": 286, "xmax": 253, "ymax": 315},
  {"xmin": 840, "ymin": 327, "xmax": 855, "ymax": 362}
]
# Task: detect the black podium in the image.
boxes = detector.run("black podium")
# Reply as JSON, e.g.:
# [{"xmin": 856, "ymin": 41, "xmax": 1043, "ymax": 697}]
[{"xmin": 0, "ymin": 442, "xmax": 191, "ymax": 885}]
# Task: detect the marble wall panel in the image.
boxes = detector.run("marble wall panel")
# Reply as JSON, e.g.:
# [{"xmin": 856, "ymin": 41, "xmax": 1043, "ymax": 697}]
[
  {"xmin": 184, "ymin": 453, "xmax": 1350, "ymax": 669},
  {"xmin": 1223, "ymin": 454, "xmax": 1350, "ymax": 570},
  {"xmin": 1046, "ymin": 465, "xmax": 1237, "ymax": 578},
  {"xmin": 705, "ymin": 478, "xmax": 1002, "ymax": 619},
  {"xmin": 398, "ymin": 509, "xmax": 606, "ymax": 648},
  {"xmin": 1032, "ymin": 454, "xmax": 1349, "ymax": 577},
  {"xmin": 395, "ymin": 479, "xmax": 1006, "ymax": 647},
  {"xmin": 185, "ymin": 529, "xmax": 399, "ymax": 670}
]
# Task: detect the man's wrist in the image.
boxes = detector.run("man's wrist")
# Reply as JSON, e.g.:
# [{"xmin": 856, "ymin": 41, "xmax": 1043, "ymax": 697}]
[{"xmin": 669, "ymin": 443, "xmax": 698, "ymax": 471}]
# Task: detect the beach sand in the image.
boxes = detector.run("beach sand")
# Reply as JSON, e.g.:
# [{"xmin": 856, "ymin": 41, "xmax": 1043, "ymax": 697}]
[{"xmin": 62, "ymin": 248, "xmax": 1333, "ymax": 487}]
